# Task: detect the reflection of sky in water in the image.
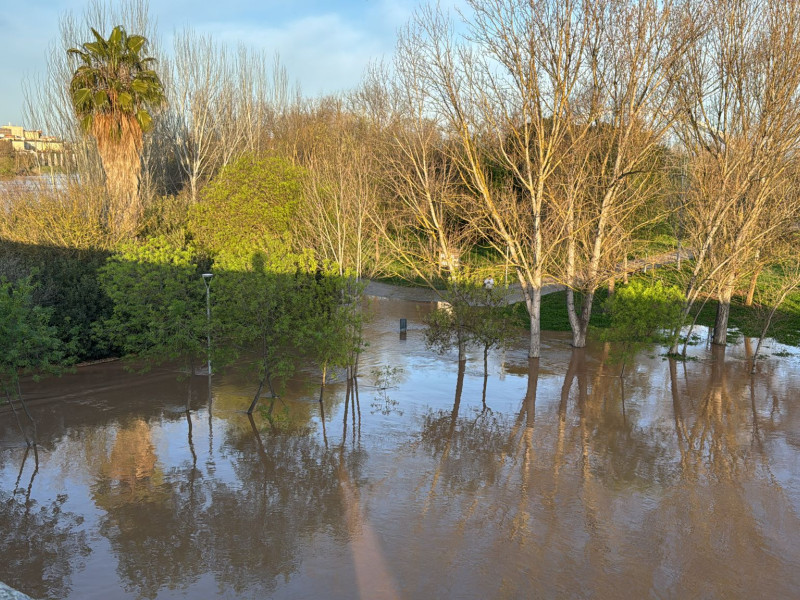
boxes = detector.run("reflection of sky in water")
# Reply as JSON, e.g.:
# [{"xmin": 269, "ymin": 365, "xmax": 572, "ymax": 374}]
[{"xmin": 1, "ymin": 298, "xmax": 799, "ymax": 599}]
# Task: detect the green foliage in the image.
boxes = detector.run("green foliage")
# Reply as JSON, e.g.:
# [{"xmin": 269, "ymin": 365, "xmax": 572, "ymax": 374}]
[
  {"xmin": 425, "ymin": 281, "xmax": 515, "ymax": 361},
  {"xmin": 299, "ymin": 265, "xmax": 366, "ymax": 383},
  {"xmin": 0, "ymin": 275, "xmax": 68, "ymax": 444},
  {"xmin": 635, "ymin": 263, "xmax": 800, "ymax": 346},
  {"xmin": 602, "ymin": 280, "xmax": 684, "ymax": 343},
  {"xmin": 96, "ymin": 236, "xmax": 205, "ymax": 369},
  {"xmin": 425, "ymin": 304, "xmax": 464, "ymax": 356},
  {"xmin": 0, "ymin": 241, "xmax": 111, "ymax": 362},
  {"xmin": 36, "ymin": 251, "xmax": 111, "ymax": 362},
  {"xmin": 212, "ymin": 238, "xmax": 365, "ymax": 399},
  {"xmin": 189, "ymin": 154, "xmax": 306, "ymax": 254},
  {"xmin": 212, "ymin": 239, "xmax": 315, "ymax": 390},
  {"xmin": 68, "ymin": 26, "xmax": 165, "ymax": 135},
  {"xmin": 0, "ymin": 275, "xmax": 67, "ymax": 393}
]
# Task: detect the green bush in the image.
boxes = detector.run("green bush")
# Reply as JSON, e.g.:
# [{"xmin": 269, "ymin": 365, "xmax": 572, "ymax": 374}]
[
  {"xmin": 603, "ymin": 279, "xmax": 684, "ymax": 343},
  {"xmin": 189, "ymin": 154, "xmax": 305, "ymax": 254},
  {"xmin": 0, "ymin": 241, "xmax": 111, "ymax": 362},
  {"xmin": 96, "ymin": 237, "xmax": 206, "ymax": 369}
]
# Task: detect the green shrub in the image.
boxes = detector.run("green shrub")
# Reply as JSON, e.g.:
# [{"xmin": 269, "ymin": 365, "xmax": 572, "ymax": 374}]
[
  {"xmin": 189, "ymin": 154, "xmax": 305, "ymax": 254},
  {"xmin": 603, "ymin": 279, "xmax": 684, "ymax": 343},
  {"xmin": 96, "ymin": 237, "xmax": 206, "ymax": 369},
  {"xmin": 0, "ymin": 241, "xmax": 111, "ymax": 362}
]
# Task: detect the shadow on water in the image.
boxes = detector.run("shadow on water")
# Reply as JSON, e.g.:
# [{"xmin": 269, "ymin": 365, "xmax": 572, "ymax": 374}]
[{"xmin": 1, "ymin": 298, "xmax": 800, "ymax": 599}]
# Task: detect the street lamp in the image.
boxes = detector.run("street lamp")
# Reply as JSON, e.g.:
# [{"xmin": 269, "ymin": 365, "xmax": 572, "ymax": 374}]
[{"xmin": 202, "ymin": 273, "xmax": 213, "ymax": 375}]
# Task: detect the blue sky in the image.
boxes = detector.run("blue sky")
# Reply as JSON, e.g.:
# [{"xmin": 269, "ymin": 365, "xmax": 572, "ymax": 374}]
[{"xmin": 0, "ymin": 0, "xmax": 461, "ymax": 130}]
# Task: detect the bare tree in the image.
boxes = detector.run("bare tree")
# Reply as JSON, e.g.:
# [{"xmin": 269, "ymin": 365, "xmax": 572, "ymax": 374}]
[
  {"xmin": 394, "ymin": 2, "xmax": 585, "ymax": 357},
  {"xmin": 400, "ymin": 0, "xmax": 682, "ymax": 355},
  {"xmin": 295, "ymin": 96, "xmax": 384, "ymax": 277},
  {"xmin": 369, "ymin": 55, "xmax": 467, "ymax": 287},
  {"xmin": 672, "ymin": 0, "xmax": 800, "ymax": 349},
  {"xmin": 169, "ymin": 29, "xmax": 229, "ymax": 204},
  {"xmin": 555, "ymin": 0, "xmax": 692, "ymax": 347}
]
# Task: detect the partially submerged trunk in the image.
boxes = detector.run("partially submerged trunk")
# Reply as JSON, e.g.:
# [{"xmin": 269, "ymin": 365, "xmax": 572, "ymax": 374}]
[
  {"xmin": 750, "ymin": 285, "xmax": 794, "ymax": 373},
  {"xmin": 567, "ymin": 288, "xmax": 595, "ymax": 349},
  {"xmin": 713, "ymin": 282, "xmax": 735, "ymax": 346},
  {"xmin": 247, "ymin": 364, "xmax": 275, "ymax": 415},
  {"xmin": 521, "ymin": 279, "xmax": 542, "ymax": 358}
]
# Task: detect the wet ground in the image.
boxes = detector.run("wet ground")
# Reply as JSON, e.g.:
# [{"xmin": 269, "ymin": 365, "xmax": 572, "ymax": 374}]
[{"xmin": 1, "ymin": 298, "xmax": 799, "ymax": 599}]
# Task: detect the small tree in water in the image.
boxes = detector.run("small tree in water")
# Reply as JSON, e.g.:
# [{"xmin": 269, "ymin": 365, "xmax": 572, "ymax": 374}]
[
  {"xmin": 212, "ymin": 240, "xmax": 317, "ymax": 414},
  {"xmin": 298, "ymin": 264, "xmax": 366, "ymax": 391},
  {"xmin": 424, "ymin": 279, "xmax": 514, "ymax": 405},
  {"xmin": 96, "ymin": 236, "xmax": 207, "ymax": 388}
]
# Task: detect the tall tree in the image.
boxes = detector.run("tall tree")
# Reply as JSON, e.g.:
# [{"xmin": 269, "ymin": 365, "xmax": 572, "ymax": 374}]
[
  {"xmin": 556, "ymin": 0, "xmax": 691, "ymax": 348},
  {"xmin": 68, "ymin": 25, "xmax": 165, "ymax": 237},
  {"xmin": 672, "ymin": 0, "xmax": 800, "ymax": 348}
]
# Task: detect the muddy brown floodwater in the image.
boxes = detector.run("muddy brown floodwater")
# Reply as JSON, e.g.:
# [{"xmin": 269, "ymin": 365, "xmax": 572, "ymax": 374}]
[{"xmin": 1, "ymin": 298, "xmax": 799, "ymax": 599}]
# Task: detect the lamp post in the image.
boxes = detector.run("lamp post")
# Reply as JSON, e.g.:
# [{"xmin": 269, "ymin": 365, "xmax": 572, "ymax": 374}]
[{"xmin": 202, "ymin": 273, "xmax": 213, "ymax": 375}]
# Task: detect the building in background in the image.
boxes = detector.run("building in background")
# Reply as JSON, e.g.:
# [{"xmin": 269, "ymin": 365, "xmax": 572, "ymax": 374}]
[{"xmin": 0, "ymin": 123, "xmax": 66, "ymax": 168}]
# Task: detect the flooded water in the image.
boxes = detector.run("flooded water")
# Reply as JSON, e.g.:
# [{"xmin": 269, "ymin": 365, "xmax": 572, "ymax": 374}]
[
  {"xmin": 2, "ymin": 298, "xmax": 799, "ymax": 599},
  {"xmin": 0, "ymin": 174, "xmax": 72, "ymax": 194}
]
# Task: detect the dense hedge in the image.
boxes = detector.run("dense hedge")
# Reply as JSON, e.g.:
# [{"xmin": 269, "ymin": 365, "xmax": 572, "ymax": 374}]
[{"xmin": 0, "ymin": 240, "xmax": 112, "ymax": 362}]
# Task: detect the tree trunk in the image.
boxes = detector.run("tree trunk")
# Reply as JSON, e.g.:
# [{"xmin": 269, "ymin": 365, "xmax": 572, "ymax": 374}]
[
  {"xmin": 566, "ymin": 287, "xmax": 580, "ymax": 343},
  {"xmin": 751, "ymin": 293, "xmax": 787, "ymax": 373},
  {"xmin": 93, "ymin": 114, "xmax": 144, "ymax": 239},
  {"xmin": 247, "ymin": 372, "xmax": 267, "ymax": 415},
  {"xmin": 745, "ymin": 267, "xmax": 761, "ymax": 306},
  {"xmin": 567, "ymin": 288, "xmax": 594, "ymax": 348},
  {"xmin": 458, "ymin": 338, "xmax": 467, "ymax": 364},
  {"xmin": 523, "ymin": 281, "xmax": 542, "ymax": 358},
  {"xmin": 713, "ymin": 284, "xmax": 734, "ymax": 346}
]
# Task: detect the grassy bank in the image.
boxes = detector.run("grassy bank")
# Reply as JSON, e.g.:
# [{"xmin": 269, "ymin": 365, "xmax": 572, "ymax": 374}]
[{"xmin": 505, "ymin": 277, "xmax": 800, "ymax": 346}]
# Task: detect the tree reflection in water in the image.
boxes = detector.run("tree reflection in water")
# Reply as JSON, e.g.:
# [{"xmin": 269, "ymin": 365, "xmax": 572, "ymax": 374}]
[
  {"xmin": 0, "ymin": 444, "xmax": 90, "ymax": 599},
  {"xmin": 80, "ymin": 405, "xmax": 359, "ymax": 598},
  {"xmin": 1, "ymin": 321, "xmax": 799, "ymax": 599},
  {"xmin": 403, "ymin": 342, "xmax": 800, "ymax": 598}
]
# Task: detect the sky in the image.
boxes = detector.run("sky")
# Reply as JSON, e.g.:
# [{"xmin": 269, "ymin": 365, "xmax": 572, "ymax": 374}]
[{"xmin": 0, "ymin": 0, "xmax": 462, "ymax": 131}]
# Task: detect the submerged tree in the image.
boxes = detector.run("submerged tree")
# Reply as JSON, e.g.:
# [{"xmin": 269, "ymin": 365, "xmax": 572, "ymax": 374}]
[
  {"xmin": 602, "ymin": 280, "xmax": 684, "ymax": 376},
  {"xmin": 671, "ymin": 0, "xmax": 800, "ymax": 348},
  {"xmin": 300, "ymin": 265, "xmax": 366, "ymax": 388},
  {"xmin": 68, "ymin": 25, "xmax": 165, "ymax": 237},
  {"xmin": 425, "ymin": 280, "xmax": 514, "ymax": 380},
  {"xmin": 212, "ymin": 241, "xmax": 315, "ymax": 414}
]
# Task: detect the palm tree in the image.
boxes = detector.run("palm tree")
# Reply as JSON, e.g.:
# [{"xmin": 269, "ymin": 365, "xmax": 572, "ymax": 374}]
[{"xmin": 68, "ymin": 25, "xmax": 165, "ymax": 237}]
